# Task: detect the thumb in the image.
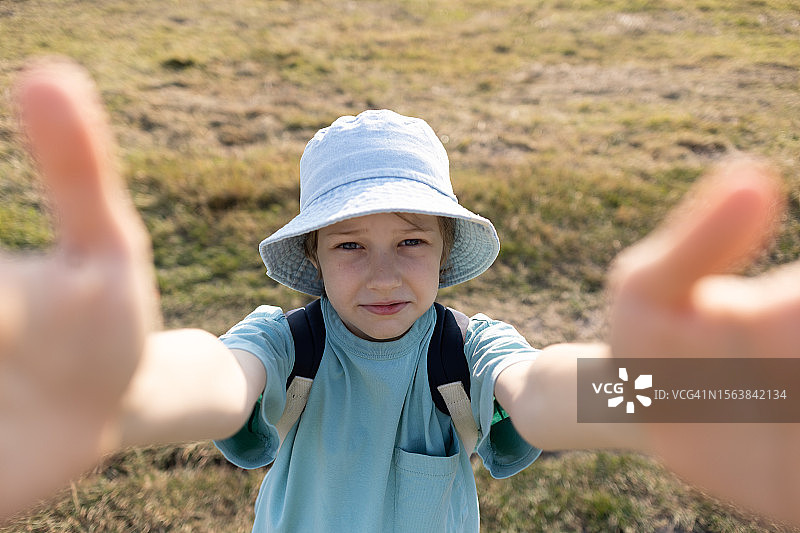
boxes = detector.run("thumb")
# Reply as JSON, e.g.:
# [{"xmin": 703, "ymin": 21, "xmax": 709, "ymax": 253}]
[
  {"xmin": 610, "ymin": 157, "xmax": 783, "ymax": 308},
  {"xmin": 15, "ymin": 58, "xmax": 131, "ymax": 255}
]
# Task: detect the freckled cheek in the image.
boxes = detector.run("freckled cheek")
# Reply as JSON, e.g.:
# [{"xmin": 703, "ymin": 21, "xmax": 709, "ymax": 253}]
[
  {"xmin": 404, "ymin": 258, "xmax": 442, "ymax": 286},
  {"xmin": 323, "ymin": 259, "xmax": 368, "ymax": 289}
]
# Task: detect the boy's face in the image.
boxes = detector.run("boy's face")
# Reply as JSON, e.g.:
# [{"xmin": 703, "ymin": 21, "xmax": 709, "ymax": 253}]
[{"xmin": 316, "ymin": 212, "xmax": 444, "ymax": 341}]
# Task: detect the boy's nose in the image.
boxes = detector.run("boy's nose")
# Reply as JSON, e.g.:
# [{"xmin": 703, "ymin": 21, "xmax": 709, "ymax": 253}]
[{"xmin": 366, "ymin": 251, "xmax": 402, "ymax": 290}]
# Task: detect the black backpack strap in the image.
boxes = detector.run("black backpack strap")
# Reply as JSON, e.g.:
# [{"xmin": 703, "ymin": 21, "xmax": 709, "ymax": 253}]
[
  {"xmin": 272, "ymin": 299, "xmax": 326, "ymax": 441},
  {"xmin": 448, "ymin": 307, "xmax": 469, "ymax": 343},
  {"xmin": 428, "ymin": 303, "xmax": 471, "ymax": 416},
  {"xmin": 285, "ymin": 299, "xmax": 326, "ymax": 388}
]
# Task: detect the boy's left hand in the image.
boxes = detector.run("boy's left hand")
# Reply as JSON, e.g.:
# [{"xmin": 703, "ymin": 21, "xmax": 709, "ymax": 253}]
[
  {"xmin": 0, "ymin": 59, "xmax": 160, "ymax": 520},
  {"xmin": 607, "ymin": 158, "xmax": 800, "ymax": 524}
]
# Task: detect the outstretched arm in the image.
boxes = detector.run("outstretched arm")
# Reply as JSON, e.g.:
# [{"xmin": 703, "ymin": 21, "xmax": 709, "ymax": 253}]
[
  {"xmin": 118, "ymin": 335, "xmax": 265, "ymax": 449},
  {"xmin": 0, "ymin": 60, "xmax": 265, "ymax": 521},
  {"xmin": 494, "ymin": 344, "xmax": 648, "ymax": 453}
]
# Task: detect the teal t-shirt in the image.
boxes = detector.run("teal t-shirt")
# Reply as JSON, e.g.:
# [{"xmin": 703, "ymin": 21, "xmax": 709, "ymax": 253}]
[{"xmin": 214, "ymin": 298, "xmax": 540, "ymax": 532}]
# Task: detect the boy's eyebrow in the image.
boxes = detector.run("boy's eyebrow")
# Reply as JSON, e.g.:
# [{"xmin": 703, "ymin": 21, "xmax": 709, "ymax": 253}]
[
  {"xmin": 321, "ymin": 226, "xmax": 366, "ymax": 237},
  {"xmin": 393, "ymin": 213, "xmax": 439, "ymax": 232},
  {"xmin": 399, "ymin": 225, "xmax": 438, "ymax": 233}
]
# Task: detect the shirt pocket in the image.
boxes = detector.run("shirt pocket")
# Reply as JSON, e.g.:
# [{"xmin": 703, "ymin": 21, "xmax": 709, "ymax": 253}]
[{"xmin": 392, "ymin": 447, "xmax": 460, "ymax": 533}]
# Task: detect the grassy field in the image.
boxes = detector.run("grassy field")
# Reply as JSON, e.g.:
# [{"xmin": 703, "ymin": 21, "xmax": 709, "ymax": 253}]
[{"xmin": 1, "ymin": 0, "xmax": 800, "ymax": 531}]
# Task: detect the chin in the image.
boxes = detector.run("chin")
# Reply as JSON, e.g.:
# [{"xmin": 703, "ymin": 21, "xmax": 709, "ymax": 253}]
[
  {"xmin": 354, "ymin": 319, "xmax": 414, "ymax": 342},
  {"xmin": 363, "ymin": 327, "xmax": 408, "ymax": 342}
]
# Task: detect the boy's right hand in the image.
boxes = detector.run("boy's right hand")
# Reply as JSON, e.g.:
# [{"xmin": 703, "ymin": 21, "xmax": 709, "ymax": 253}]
[{"xmin": 0, "ymin": 59, "xmax": 160, "ymax": 520}]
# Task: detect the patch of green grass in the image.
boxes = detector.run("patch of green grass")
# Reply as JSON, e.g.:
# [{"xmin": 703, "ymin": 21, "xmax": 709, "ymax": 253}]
[
  {"xmin": 123, "ymin": 147, "xmax": 304, "ymax": 329},
  {"xmin": 476, "ymin": 451, "xmax": 796, "ymax": 533},
  {"xmin": 0, "ymin": 202, "xmax": 52, "ymax": 249},
  {"xmin": 5, "ymin": 443, "xmax": 263, "ymax": 533}
]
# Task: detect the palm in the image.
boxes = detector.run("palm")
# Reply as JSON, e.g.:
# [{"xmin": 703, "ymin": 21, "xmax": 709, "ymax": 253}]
[{"xmin": 0, "ymin": 60, "xmax": 159, "ymax": 519}]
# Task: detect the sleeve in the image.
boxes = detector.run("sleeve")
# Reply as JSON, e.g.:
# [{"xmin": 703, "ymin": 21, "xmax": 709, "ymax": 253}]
[
  {"xmin": 466, "ymin": 314, "xmax": 542, "ymax": 479},
  {"xmin": 213, "ymin": 305, "xmax": 295, "ymax": 470}
]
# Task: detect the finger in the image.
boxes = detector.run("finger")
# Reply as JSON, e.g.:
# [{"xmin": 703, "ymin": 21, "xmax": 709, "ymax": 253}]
[
  {"xmin": 14, "ymin": 58, "xmax": 132, "ymax": 255},
  {"xmin": 694, "ymin": 262, "xmax": 800, "ymax": 357},
  {"xmin": 611, "ymin": 157, "xmax": 783, "ymax": 307}
]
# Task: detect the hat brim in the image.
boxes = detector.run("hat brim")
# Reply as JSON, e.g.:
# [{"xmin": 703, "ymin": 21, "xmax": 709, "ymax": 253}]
[{"xmin": 259, "ymin": 176, "xmax": 499, "ymax": 296}]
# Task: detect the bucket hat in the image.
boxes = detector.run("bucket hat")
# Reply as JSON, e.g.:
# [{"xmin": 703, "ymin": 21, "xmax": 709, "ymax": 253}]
[{"xmin": 259, "ymin": 109, "xmax": 500, "ymax": 296}]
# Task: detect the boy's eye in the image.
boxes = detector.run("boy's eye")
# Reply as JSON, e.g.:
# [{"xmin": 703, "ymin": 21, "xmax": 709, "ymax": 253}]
[
  {"xmin": 400, "ymin": 238, "xmax": 422, "ymax": 247},
  {"xmin": 337, "ymin": 242, "xmax": 362, "ymax": 250}
]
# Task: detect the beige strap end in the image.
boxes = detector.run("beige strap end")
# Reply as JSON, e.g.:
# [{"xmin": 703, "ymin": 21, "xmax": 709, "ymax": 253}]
[
  {"xmin": 437, "ymin": 382, "xmax": 480, "ymax": 455},
  {"xmin": 274, "ymin": 376, "xmax": 314, "ymax": 443}
]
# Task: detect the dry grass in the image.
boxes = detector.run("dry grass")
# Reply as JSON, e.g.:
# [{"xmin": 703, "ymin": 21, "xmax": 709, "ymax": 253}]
[{"xmin": 1, "ymin": 0, "xmax": 800, "ymax": 531}]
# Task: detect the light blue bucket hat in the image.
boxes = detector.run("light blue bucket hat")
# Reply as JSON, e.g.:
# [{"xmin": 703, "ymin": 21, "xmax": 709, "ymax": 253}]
[{"xmin": 259, "ymin": 109, "xmax": 500, "ymax": 296}]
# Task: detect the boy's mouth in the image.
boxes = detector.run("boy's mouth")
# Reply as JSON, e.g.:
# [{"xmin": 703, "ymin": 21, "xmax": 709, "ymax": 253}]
[{"xmin": 361, "ymin": 302, "xmax": 409, "ymax": 315}]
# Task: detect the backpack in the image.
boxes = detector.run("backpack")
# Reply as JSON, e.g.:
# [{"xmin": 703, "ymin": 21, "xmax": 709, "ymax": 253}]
[{"xmin": 272, "ymin": 299, "xmax": 482, "ymax": 454}]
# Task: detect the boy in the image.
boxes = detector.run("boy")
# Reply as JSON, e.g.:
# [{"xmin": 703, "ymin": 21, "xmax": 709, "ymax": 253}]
[{"xmin": 2, "ymin": 60, "xmax": 798, "ymax": 528}]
